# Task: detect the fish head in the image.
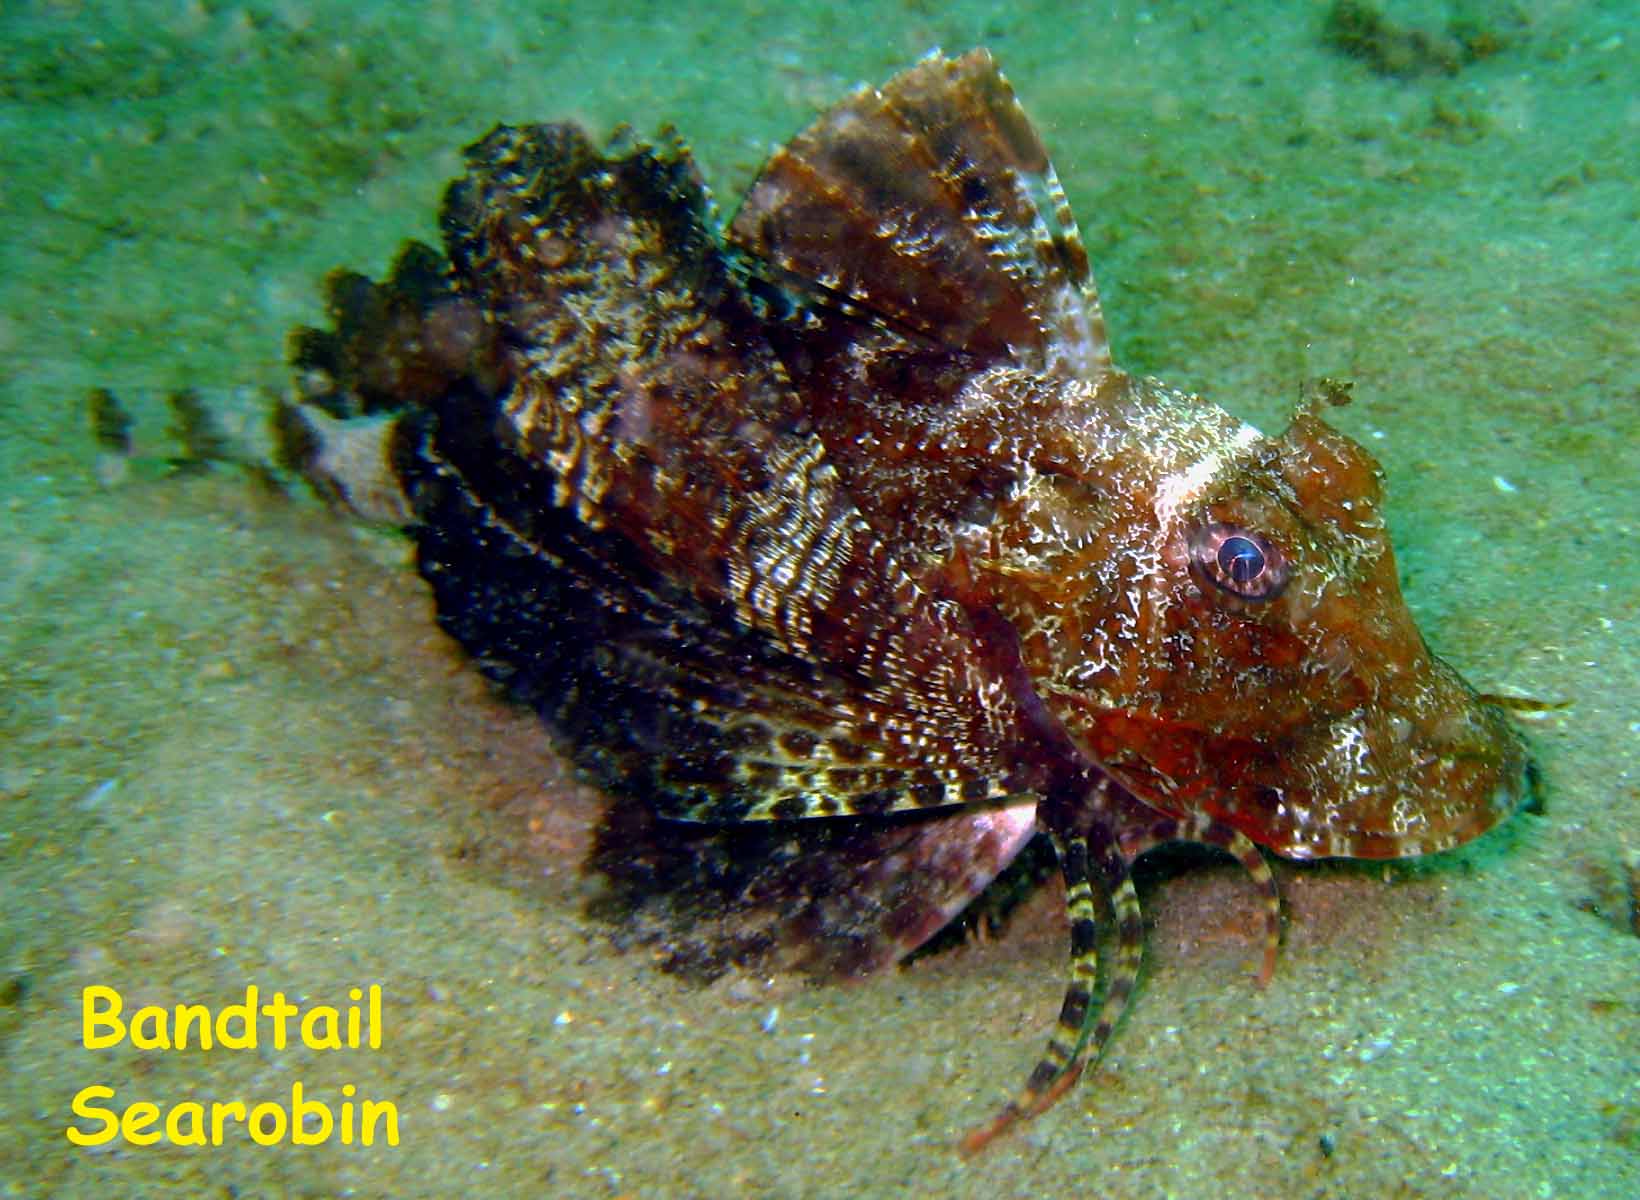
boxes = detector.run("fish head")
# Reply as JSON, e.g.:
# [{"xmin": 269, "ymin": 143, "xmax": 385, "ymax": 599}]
[{"xmin": 1025, "ymin": 391, "xmax": 1529, "ymax": 861}]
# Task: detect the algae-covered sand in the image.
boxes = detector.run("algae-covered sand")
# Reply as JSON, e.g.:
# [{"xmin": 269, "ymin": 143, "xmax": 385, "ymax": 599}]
[{"xmin": 2, "ymin": 2, "xmax": 1637, "ymax": 1197}]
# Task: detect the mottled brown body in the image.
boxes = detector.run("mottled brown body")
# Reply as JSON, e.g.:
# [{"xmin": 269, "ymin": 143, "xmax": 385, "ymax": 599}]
[{"xmin": 282, "ymin": 50, "xmax": 1529, "ymax": 1151}]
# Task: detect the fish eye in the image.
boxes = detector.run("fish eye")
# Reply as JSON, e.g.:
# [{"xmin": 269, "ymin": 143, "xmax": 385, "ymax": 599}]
[{"xmin": 1188, "ymin": 523, "xmax": 1288, "ymax": 602}]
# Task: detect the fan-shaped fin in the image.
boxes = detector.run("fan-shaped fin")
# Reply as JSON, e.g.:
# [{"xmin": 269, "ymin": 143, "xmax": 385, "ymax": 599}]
[
  {"xmin": 729, "ymin": 49, "xmax": 1109, "ymax": 377},
  {"xmin": 409, "ymin": 122, "xmax": 1046, "ymax": 823},
  {"xmin": 403, "ymin": 400, "xmax": 1026, "ymax": 825}
]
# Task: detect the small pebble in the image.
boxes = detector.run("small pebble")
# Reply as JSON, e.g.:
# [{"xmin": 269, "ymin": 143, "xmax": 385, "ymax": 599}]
[{"xmin": 77, "ymin": 779, "xmax": 119, "ymax": 811}]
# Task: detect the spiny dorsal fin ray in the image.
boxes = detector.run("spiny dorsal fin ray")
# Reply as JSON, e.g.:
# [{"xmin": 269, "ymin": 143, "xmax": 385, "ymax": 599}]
[{"xmin": 729, "ymin": 49, "xmax": 1110, "ymax": 378}]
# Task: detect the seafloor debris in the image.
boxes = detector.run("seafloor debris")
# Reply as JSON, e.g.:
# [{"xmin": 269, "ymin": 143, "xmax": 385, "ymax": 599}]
[
  {"xmin": 87, "ymin": 386, "xmax": 135, "ymax": 487},
  {"xmin": 1321, "ymin": 1, "xmax": 1516, "ymax": 77},
  {"xmin": 165, "ymin": 387, "xmax": 233, "ymax": 472},
  {"xmin": 280, "ymin": 49, "xmax": 1532, "ymax": 1151},
  {"xmin": 86, "ymin": 386, "xmax": 133, "ymax": 455}
]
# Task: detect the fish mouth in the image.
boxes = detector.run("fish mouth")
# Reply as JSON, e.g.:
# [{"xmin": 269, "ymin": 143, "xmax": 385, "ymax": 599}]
[
  {"xmin": 1270, "ymin": 695, "xmax": 1533, "ymax": 862},
  {"xmin": 1322, "ymin": 761, "xmax": 1531, "ymax": 860},
  {"xmin": 1067, "ymin": 662, "xmax": 1533, "ymax": 865}
]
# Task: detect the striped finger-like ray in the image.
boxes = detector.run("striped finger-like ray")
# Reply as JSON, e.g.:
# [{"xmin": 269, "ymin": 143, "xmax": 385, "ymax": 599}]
[
  {"xmin": 1117, "ymin": 811, "xmax": 1283, "ymax": 987},
  {"xmin": 958, "ymin": 818, "xmax": 1140, "ymax": 1157}
]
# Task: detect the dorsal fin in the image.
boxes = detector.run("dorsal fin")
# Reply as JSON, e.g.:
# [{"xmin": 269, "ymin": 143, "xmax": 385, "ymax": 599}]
[{"xmin": 729, "ymin": 48, "xmax": 1110, "ymax": 379}]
